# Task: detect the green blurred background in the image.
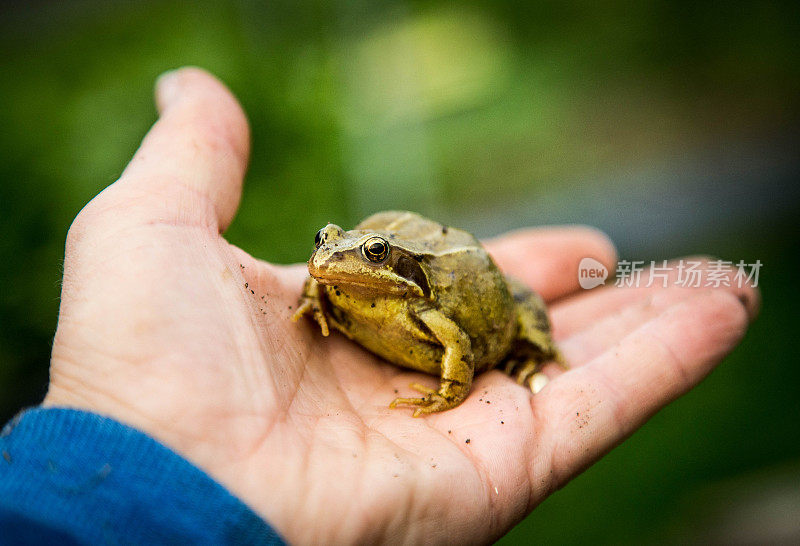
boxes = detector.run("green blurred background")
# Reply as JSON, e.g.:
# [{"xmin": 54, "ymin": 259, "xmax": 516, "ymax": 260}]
[{"xmin": 1, "ymin": 1, "xmax": 798, "ymax": 543}]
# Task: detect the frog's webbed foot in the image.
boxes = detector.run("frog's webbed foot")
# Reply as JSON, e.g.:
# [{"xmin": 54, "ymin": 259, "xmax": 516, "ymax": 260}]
[
  {"xmin": 390, "ymin": 381, "xmax": 471, "ymax": 417},
  {"xmin": 291, "ymin": 277, "xmax": 329, "ymax": 336},
  {"xmin": 503, "ymin": 358, "xmax": 551, "ymax": 394}
]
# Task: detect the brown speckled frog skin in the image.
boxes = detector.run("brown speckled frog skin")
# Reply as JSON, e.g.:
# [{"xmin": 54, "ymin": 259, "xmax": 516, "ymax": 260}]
[{"xmin": 292, "ymin": 211, "xmax": 563, "ymax": 416}]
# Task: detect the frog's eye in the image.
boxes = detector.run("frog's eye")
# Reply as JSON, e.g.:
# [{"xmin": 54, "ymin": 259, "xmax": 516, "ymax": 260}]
[
  {"xmin": 362, "ymin": 237, "xmax": 389, "ymax": 263},
  {"xmin": 314, "ymin": 229, "xmax": 324, "ymax": 249}
]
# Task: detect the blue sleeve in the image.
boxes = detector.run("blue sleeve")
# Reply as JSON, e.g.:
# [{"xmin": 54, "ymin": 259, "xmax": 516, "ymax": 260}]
[{"xmin": 0, "ymin": 408, "xmax": 285, "ymax": 545}]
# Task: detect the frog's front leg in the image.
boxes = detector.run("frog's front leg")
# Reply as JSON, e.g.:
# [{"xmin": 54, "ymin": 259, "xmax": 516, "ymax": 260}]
[
  {"xmin": 390, "ymin": 304, "xmax": 473, "ymax": 417},
  {"xmin": 291, "ymin": 277, "xmax": 330, "ymax": 336}
]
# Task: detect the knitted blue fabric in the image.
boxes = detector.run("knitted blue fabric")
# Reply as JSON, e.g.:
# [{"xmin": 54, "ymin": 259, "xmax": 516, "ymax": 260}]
[{"xmin": 0, "ymin": 408, "xmax": 284, "ymax": 545}]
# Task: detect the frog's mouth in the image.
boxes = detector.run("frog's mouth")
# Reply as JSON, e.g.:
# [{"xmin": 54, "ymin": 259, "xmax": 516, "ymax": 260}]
[
  {"xmin": 309, "ymin": 263, "xmax": 421, "ymax": 296},
  {"xmin": 308, "ymin": 250, "xmax": 428, "ymax": 297},
  {"xmin": 312, "ymin": 273, "xmax": 406, "ymax": 294},
  {"xmin": 313, "ymin": 275, "xmax": 376, "ymax": 289}
]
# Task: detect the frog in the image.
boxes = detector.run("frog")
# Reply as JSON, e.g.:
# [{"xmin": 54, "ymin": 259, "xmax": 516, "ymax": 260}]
[{"xmin": 292, "ymin": 211, "xmax": 564, "ymax": 416}]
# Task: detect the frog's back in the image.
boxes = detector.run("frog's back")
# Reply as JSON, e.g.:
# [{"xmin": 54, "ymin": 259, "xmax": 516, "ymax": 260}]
[{"xmin": 356, "ymin": 211, "xmax": 478, "ymax": 253}]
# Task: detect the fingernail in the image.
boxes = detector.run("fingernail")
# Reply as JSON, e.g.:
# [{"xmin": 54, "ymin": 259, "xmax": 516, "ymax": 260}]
[{"xmin": 155, "ymin": 69, "xmax": 182, "ymax": 113}]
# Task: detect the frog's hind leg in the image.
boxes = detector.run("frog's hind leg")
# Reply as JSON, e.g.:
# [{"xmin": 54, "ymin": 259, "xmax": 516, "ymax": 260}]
[{"xmin": 502, "ymin": 277, "xmax": 565, "ymax": 393}]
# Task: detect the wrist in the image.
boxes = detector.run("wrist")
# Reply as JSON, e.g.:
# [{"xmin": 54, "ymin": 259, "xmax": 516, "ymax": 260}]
[
  {"xmin": 43, "ymin": 379, "xmax": 202, "ymax": 473},
  {"xmin": 1, "ymin": 407, "xmax": 284, "ymax": 544}
]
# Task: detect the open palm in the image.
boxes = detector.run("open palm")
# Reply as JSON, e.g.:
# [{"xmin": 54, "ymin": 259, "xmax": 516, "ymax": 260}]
[{"xmin": 45, "ymin": 68, "xmax": 759, "ymax": 545}]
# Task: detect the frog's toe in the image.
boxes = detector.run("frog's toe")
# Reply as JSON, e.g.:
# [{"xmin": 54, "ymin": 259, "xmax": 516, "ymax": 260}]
[
  {"xmin": 402, "ymin": 396, "xmax": 450, "ymax": 416},
  {"xmin": 293, "ymin": 300, "xmax": 330, "ymax": 336},
  {"xmin": 386, "ymin": 383, "xmax": 439, "ymax": 408},
  {"xmin": 290, "ymin": 300, "xmax": 312, "ymax": 322},
  {"xmin": 410, "ymin": 382, "xmax": 437, "ymax": 395},
  {"xmin": 512, "ymin": 360, "xmax": 540, "ymax": 386},
  {"xmin": 411, "ymin": 398, "xmax": 450, "ymax": 417},
  {"xmin": 389, "ymin": 394, "xmax": 438, "ymax": 408},
  {"xmin": 502, "ymin": 358, "xmax": 520, "ymax": 375},
  {"xmin": 315, "ymin": 311, "xmax": 330, "ymax": 336},
  {"xmin": 390, "ymin": 392, "xmax": 450, "ymax": 416},
  {"xmin": 390, "ymin": 381, "xmax": 469, "ymax": 416},
  {"xmin": 390, "ymin": 396, "xmax": 426, "ymax": 413}
]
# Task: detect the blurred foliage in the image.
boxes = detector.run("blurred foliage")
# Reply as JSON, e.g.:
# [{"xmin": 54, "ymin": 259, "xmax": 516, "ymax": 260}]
[{"xmin": 1, "ymin": 0, "xmax": 798, "ymax": 543}]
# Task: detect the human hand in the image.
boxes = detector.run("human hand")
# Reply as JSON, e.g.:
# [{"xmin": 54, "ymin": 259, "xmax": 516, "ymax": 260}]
[{"xmin": 45, "ymin": 68, "xmax": 759, "ymax": 544}]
